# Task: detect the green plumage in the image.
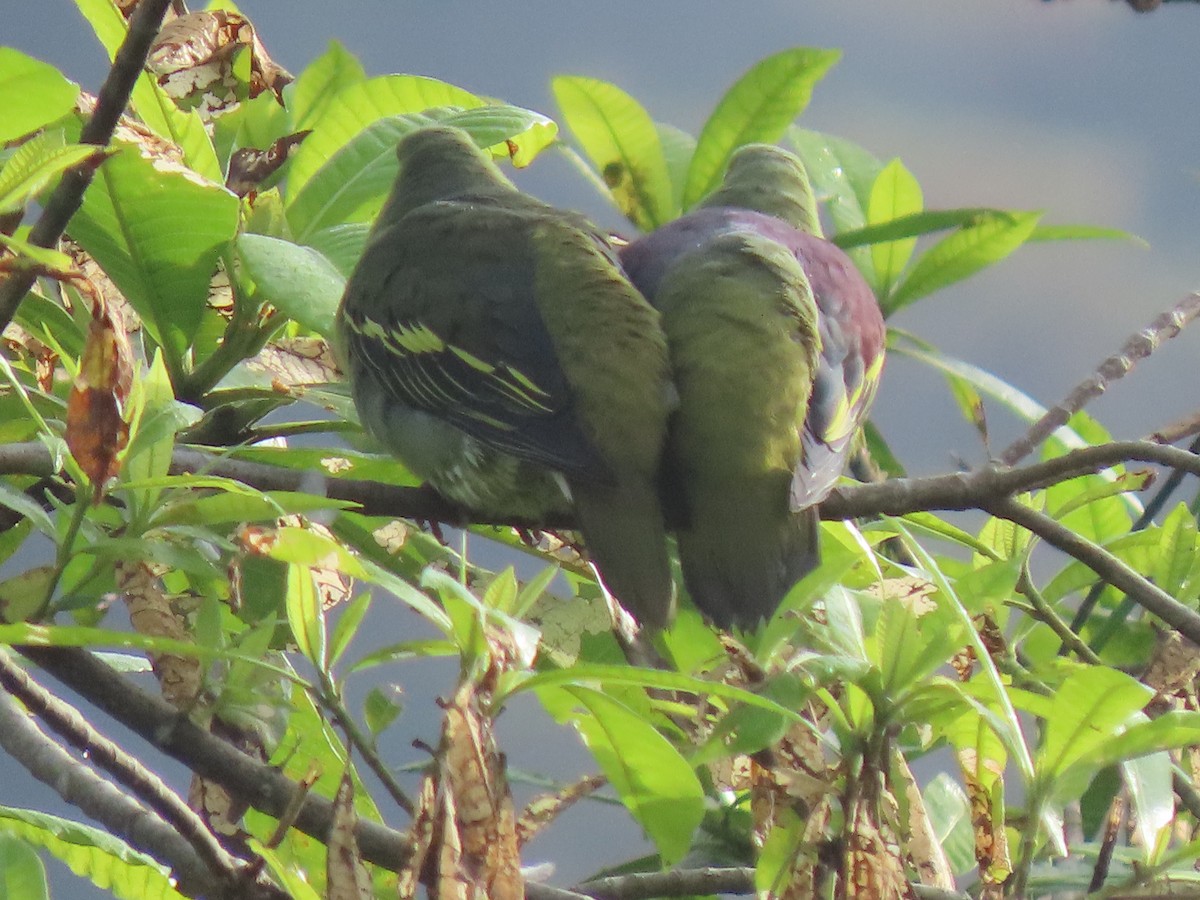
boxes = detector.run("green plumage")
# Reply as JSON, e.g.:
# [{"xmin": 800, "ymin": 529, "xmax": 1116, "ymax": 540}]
[
  {"xmin": 337, "ymin": 126, "xmax": 675, "ymax": 626},
  {"xmin": 654, "ymin": 233, "xmax": 821, "ymax": 628},
  {"xmin": 621, "ymin": 142, "xmax": 881, "ymax": 628}
]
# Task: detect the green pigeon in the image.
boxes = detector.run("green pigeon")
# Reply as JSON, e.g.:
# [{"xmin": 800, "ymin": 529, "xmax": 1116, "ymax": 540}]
[
  {"xmin": 337, "ymin": 125, "xmax": 676, "ymax": 627},
  {"xmin": 620, "ymin": 144, "xmax": 885, "ymax": 629}
]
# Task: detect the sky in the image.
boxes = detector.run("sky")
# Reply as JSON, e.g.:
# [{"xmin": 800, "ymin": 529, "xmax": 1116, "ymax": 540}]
[{"xmin": 6, "ymin": 0, "xmax": 1200, "ymax": 892}]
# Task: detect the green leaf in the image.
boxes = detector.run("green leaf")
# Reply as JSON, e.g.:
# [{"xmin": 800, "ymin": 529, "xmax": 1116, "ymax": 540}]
[
  {"xmin": 0, "ymin": 131, "xmax": 99, "ymax": 215},
  {"xmin": 286, "ymin": 74, "xmax": 485, "ymax": 197},
  {"xmin": 0, "ymin": 807, "xmax": 183, "ymax": 900},
  {"xmin": 122, "ymin": 352, "xmax": 181, "ymax": 526},
  {"xmin": 885, "ymin": 210, "xmax": 1042, "ymax": 315},
  {"xmin": 0, "ymin": 49, "xmax": 79, "ymax": 144},
  {"xmin": 0, "ymin": 482, "xmax": 54, "ymax": 536},
  {"xmin": 288, "ymin": 40, "xmax": 367, "ymax": 131},
  {"xmin": 327, "ymin": 591, "xmax": 370, "ymax": 668},
  {"xmin": 1071, "ymin": 710, "xmax": 1200, "ymax": 772},
  {"xmin": 554, "ymin": 685, "xmax": 704, "ymax": 866},
  {"xmin": 236, "ymin": 234, "xmax": 346, "ymax": 336},
  {"xmin": 655, "ymin": 122, "xmax": 696, "ymax": 217},
  {"xmin": 1122, "ymin": 751, "xmax": 1174, "ymax": 860},
  {"xmin": 304, "ymin": 223, "xmax": 370, "ymax": 277},
  {"xmin": 684, "ymin": 47, "xmax": 840, "ymax": 209},
  {"xmin": 552, "ymin": 76, "xmax": 672, "ymax": 230},
  {"xmin": 362, "ymin": 685, "xmax": 402, "ymax": 736},
  {"xmin": 0, "ymin": 833, "xmax": 48, "ymax": 900},
  {"xmin": 1029, "ymin": 223, "xmax": 1146, "ymax": 246},
  {"xmin": 787, "ymin": 126, "xmax": 881, "ymax": 278},
  {"xmin": 1153, "ymin": 502, "xmax": 1197, "ymax": 598},
  {"xmin": 833, "ymin": 207, "xmax": 999, "ymax": 249},
  {"xmin": 868, "ymin": 158, "xmax": 923, "ymax": 296},
  {"xmin": 1038, "ymin": 667, "xmax": 1152, "ymax": 778},
  {"xmin": 923, "ymin": 774, "xmax": 976, "ymax": 876},
  {"xmin": 285, "ymin": 563, "xmax": 326, "ymax": 667},
  {"xmin": 67, "ymin": 143, "xmax": 239, "ymax": 364},
  {"xmin": 287, "ymin": 106, "xmax": 556, "ymax": 240}
]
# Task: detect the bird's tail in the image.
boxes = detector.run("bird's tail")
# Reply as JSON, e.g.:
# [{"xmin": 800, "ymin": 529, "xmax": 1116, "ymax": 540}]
[
  {"xmin": 569, "ymin": 478, "xmax": 676, "ymax": 629},
  {"xmin": 677, "ymin": 497, "xmax": 820, "ymax": 630}
]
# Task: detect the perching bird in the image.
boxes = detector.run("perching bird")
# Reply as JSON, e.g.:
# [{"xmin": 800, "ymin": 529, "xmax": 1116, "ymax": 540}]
[
  {"xmin": 337, "ymin": 126, "xmax": 676, "ymax": 627},
  {"xmin": 620, "ymin": 143, "xmax": 885, "ymax": 629}
]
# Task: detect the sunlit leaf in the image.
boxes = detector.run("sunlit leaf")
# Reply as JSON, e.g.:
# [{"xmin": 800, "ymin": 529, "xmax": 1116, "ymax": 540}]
[
  {"xmin": 1122, "ymin": 751, "xmax": 1173, "ymax": 861},
  {"xmin": 0, "ymin": 807, "xmax": 182, "ymax": 900},
  {"xmin": 551, "ymin": 685, "xmax": 704, "ymax": 866},
  {"xmin": 0, "ymin": 48, "xmax": 79, "ymax": 144},
  {"xmin": 287, "ymin": 106, "xmax": 556, "ymax": 240},
  {"xmin": 885, "ymin": 210, "xmax": 1042, "ymax": 315},
  {"xmin": 67, "ymin": 143, "xmax": 238, "ymax": 363},
  {"xmin": 0, "ymin": 131, "xmax": 100, "ymax": 215},
  {"xmin": 553, "ymin": 76, "xmax": 672, "ymax": 230},
  {"xmin": 289, "ymin": 40, "xmax": 367, "ymax": 131},
  {"xmin": 684, "ymin": 47, "xmax": 840, "ymax": 208},
  {"xmin": 236, "ymin": 234, "xmax": 345, "ymax": 336},
  {"xmin": 286, "ymin": 74, "xmax": 483, "ymax": 195},
  {"xmin": 868, "ymin": 158, "xmax": 923, "ymax": 296},
  {"xmin": 1039, "ymin": 667, "xmax": 1151, "ymax": 778}
]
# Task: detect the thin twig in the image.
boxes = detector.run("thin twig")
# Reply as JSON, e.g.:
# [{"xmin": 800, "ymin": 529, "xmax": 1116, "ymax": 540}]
[
  {"xmin": 985, "ymin": 497, "xmax": 1200, "ymax": 645},
  {"xmin": 0, "ymin": 649, "xmax": 238, "ymax": 883},
  {"xmin": 574, "ymin": 867, "xmax": 754, "ymax": 898},
  {"xmin": 20, "ymin": 645, "xmax": 415, "ymax": 871},
  {"xmin": 999, "ymin": 293, "xmax": 1200, "ymax": 467},
  {"xmin": 0, "ymin": 0, "xmax": 176, "ymax": 332},
  {"xmin": 1018, "ymin": 565, "xmax": 1101, "ymax": 664},
  {"xmin": 0, "ymin": 675, "xmax": 231, "ymax": 897},
  {"xmin": 318, "ymin": 675, "xmax": 415, "ymax": 816}
]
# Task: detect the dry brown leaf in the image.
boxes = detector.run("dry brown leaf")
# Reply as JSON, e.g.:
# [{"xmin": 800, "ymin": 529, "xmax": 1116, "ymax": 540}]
[
  {"xmin": 515, "ymin": 773, "xmax": 606, "ymax": 847},
  {"xmin": 892, "ymin": 751, "xmax": 955, "ymax": 890},
  {"xmin": 65, "ymin": 298, "xmax": 133, "ymax": 493},
  {"xmin": 960, "ymin": 757, "xmax": 1012, "ymax": 887},
  {"xmin": 226, "ymin": 130, "xmax": 310, "ymax": 197},
  {"xmin": 236, "ymin": 517, "xmax": 353, "ymax": 611},
  {"xmin": 844, "ymin": 800, "xmax": 914, "ymax": 900},
  {"xmin": 246, "ymin": 336, "xmax": 341, "ymax": 388},
  {"xmin": 148, "ymin": 11, "xmax": 291, "ymax": 119},
  {"xmin": 327, "ymin": 763, "xmax": 372, "ymax": 900},
  {"xmin": 118, "ymin": 559, "xmax": 202, "ymax": 709}
]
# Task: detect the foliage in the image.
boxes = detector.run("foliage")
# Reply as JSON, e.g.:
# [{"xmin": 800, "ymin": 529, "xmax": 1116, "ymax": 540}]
[{"xmin": 0, "ymin": 4, "xmax": 1198, "ymax": 899}]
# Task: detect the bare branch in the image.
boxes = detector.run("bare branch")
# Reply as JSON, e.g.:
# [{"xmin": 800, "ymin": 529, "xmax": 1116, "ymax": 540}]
[
  {"xmin": 0, "ymin": 649, "xmax": 239, "ymax": 884},
  {"xmin": 20, "ymin": 645, "xmax": 415, "ymax": 871},
  {"xmin": 0, "ymin": 0, "xmax": 177, "ymax": 331},
  {"xmin": 2, "ymin": 439, "xmax": 1198, "ymax": 530},
  {"xmin": 0, "ymin": 668, "xmax": 229, "ymax": 897},
  {"xmin": 998, "ymin": 293, "xmax": 1200, "ymax": 467},
  {"xmin": 574, "ymin": 867, "xmax": 754, "ymax": 898}
]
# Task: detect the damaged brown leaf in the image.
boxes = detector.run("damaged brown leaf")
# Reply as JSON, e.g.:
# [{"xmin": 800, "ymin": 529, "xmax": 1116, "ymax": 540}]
[
  {"xmin": 246, "ymin": 336, "xmax": 341, "ymax": 389},
  {"xmin": 226, "ymin": 131, "xmax": 311, "ymax": 197},
  {"xmin": 65, "ymin": 297, "xmax": 133, "ymax": 492},
  {"xmin": 148, "ymin": 10, "xmax": 292, "ymax": 119},
  {"xmin": 327, "ymin": 762, "xmax": 372, "ymax": 900}
]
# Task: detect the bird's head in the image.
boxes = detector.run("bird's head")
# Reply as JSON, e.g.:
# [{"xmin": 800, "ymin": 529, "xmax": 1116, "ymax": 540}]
[
  {"xmin": 378, "ymin": 125, "xmax": 516, "ymax": 225},
  {"xmin": 701, "ymin": 143, "xmax": 823, "ymax": 238}
]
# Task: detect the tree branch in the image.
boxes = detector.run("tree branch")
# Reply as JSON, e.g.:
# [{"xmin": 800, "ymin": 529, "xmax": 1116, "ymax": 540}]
[
  {"xmin": 998, "ymin": 293, "xmax": 1200, "ymax": 466},
  {"xmin": 2, "ymin": 439, "xmax": 1197, "ymax": 529},
  {"xmin": 0, "ymin": 649, "xmax": 240, "ymax": 885},
  {"xmin": 19, "ymin": 645, "xmax": 415, "ymax": 872},
  {"xmin": 984, "ymin": 496, "xmax": 1200, "ymax": 645},
  {"xmin": 0, "ymin": 670, "xmax": 233, "ymax": 897},
  {"xmin": 0, "ymin": 0, "xmax": 176, "ymax": 332}
]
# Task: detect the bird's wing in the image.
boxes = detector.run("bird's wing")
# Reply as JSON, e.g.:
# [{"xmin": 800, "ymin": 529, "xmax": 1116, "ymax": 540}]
[{"xmin": 339, "ymin": 199, "xmax": 610, "ymax": 480}]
